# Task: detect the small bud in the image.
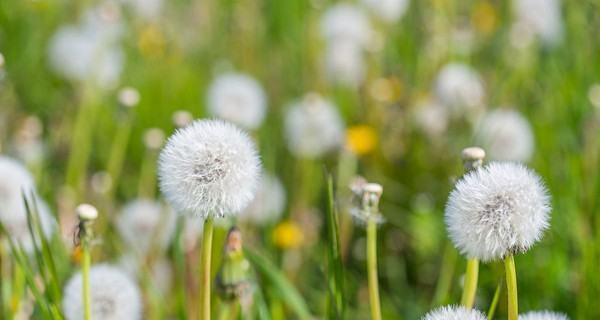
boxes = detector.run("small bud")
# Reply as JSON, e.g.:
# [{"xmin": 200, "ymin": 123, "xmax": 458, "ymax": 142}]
[
  {"xmin": 461, "ymin": 147, "xmax": 485, "ymax": 171},
  {"xmin": 76, "ymin": 204, "xmax": 98, "ymax": 221}
]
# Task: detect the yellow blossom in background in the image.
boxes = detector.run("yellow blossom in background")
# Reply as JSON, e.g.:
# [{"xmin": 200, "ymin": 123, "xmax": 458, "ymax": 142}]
[
  {"xmin": 472, "ymin": 1, "xmax": 497, "ymax": 35},
  {"xmin": 272, "ymin": 220, "xmax": 304, "ymax": 249},
  {"xmin": 138, "ymin": 25, "xmax": 166, "ymax": 58},
  {"xmin": 71, "ymin": 245, "xmax": 83, "ymax": 264},
  {"xmin": 346, "ymin": 125, "xmax": 378, "ymax": 155}
]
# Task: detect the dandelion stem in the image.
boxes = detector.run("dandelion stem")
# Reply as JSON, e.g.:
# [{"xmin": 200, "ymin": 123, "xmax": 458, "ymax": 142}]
[
  {"xmin": 504, "ymin": 254, "xmax": 518, "ymax": 320},
  {"xmin": 82, "ymin": 243, "xmax": 92, "ymax": 320},
  {"xmin": 487, "ymin": 279, "xmax": 502, "ymax": 320},
  {"xmin": 199, "ymin": 217, "xmax": 215, "ymax": 320},
  {"xmin": 367, "ymin": 219, "xmax": 382, "ymax": 320},
  {"xmin": 460, "ymin": 258, "xmax": 479, "ymax": 308}
]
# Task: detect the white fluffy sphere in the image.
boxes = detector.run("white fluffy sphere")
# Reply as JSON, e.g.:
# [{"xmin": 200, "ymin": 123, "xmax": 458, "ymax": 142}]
[
  {"xmin": 320, "ymin": 4, "xmax": 372, "ymax": 48},
  {"xmin": 240, "ymin": 173, "xmax": 286, "ymax": 225},
  {"xmin": 206, "ymin": 72, "xmax": 267, "ymax": 130},
  {"xmin": 158, "ymin": 120, "xmax": 261, "ymax": 218},
  {"xmin": 445, "ymin": 162, "xmax": 551, "ymax": 262},
  {"xmin": 474, "ymin": 109, "xmax": 535, "ymax": 162},
  {"xmin": 362, "ymin": 0, "xmax": 410, "ymax": 23},
  {"xmin": 520, "ymin": 311, "xmax": 569, "ymax": 320},
  {"xmin": 116, "ymin": 199, "xmax": 176, "ymax": 256},
  {"xmin": 422, "ymin": 305, "xmax": 486, "ymax": 320},
  {"xmin": 324, "ymin": 40, "xmax": 366, "ymax": 88},
  {"xmin": 284, "ymin": 93, "xmax": 345, "ymax": 158},
  {"xmin": 62, "ymin": 264, "xmax": 142, "ymax": 320},
  {"xmin": 512, "ymin": 0, "xmax": 563, "ymax": 46},
  {"xmin": 413, "ymin": 99, "xmax": 449, "ymax": 138},
  {"xmin": 434, "ymin": 63, "xmax": 485, "ymax": 116}
]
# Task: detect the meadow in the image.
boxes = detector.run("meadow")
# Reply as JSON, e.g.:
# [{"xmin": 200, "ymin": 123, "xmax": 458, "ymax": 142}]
[{"xmin": 0, "ymin": 0, "xmax": 599, "ymax": 319}]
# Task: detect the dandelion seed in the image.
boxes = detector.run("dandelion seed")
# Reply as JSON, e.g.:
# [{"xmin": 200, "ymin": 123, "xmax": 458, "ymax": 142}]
[
  {"xmin": 422, "ymin": 305, "xmax": 486, "ymax": 320},
  {"xmin": 206, "ymin": 72, "xmax": 267, "ymax": 130},
  {"xmin": 158, "ymin": 119, "xmax": 261, "ymax": 218},
  {"xmin": 474, "ymin": 109, "xmax": 534, "ymax": 162},
  {"xmin": 445, "ymin": 162, "xmax": 551, "ymax": 262},
  {"xmin": 284, "ymin": 93, "xmax": 345, "ymax": 158},
  {"xmin": 434, "ymin": 63, "xmax": 485, "ymax": 116},
  {"xmin": 520, "ymin": 311, "xmax": 569, "ymax": 320},
  {"xmin": 240, "ymin": 173, "xmax": 286, "ymax": 225},
  {"xmin": 62, "ymin": 264, "xmax": 142, "ymax": 320}
]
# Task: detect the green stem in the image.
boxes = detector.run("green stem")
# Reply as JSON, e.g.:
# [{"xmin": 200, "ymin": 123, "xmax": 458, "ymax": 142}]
[
  {"xmin": 460, "ymin": 258, "xmax": 479, "ymax": 308},
  {"xmin": 431, "ymin": 243, "xmax": 457, "ymax": 306},
  {"xmin": 199, "ymin": 217, "xmax": 215, "ymax": 320},
  {"xmin": 82, "ymin": 244, "xmax": 92, "ymax": 320},
  {"xmin": 504, "ymin": 255, "xmax": 518, "ymax": 320},
  {"xmin": 367, "ymin": 219, "xmax": 382, "ymax": 320},
  {"xmin": 487, "ymin": 279, "xmax": 502, "ymax": 320}
]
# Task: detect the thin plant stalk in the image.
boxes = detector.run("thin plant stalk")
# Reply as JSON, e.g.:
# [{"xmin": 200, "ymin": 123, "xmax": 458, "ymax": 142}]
[
  {"xmin": 82, "ymin": 244, "xmax": 92, "ymax": 320},
  {"xmin": 367, "ymin": 219, "xmax": 382, "ymax": 320},
  {"xmin": 431, "ymin": 243, "xmax": 458, "ymax": 306},
  {"xmin": 487, "ymin": 279, "xmax": 502, "ymax": 320},
  {"xmin": 199, "ymin": 217, "xmax": 215, "ymax": 320},
  {"xmin": 460, "ymin": 258, "xmax": 479, "ymax": 308},
  {"xmin": 504, "ymin": 255, "xmax": 518, "ymax": 320}
]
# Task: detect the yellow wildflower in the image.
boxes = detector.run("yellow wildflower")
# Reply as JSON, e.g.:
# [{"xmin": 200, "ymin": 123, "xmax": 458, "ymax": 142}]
[
  {"xmin": 346, "ymin": 125, "xmax": 378, "ymax": 155},
  {"xmin": 272, "ymin": 221, "xmax": 304, "ymax": 249}
]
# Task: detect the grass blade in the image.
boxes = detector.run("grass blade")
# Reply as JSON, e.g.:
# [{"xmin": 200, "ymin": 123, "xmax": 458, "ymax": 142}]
[{"xmin": 325, "ymin": 172, "xmax": 345, "ymax": 319}]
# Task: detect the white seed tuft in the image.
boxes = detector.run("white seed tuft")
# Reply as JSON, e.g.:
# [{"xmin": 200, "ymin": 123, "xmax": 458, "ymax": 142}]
[
  {"xmin": 445, "ymin": 162, "xmax": 551, "ymax": 262},
  {"xmin": 421, "ymin": 305, "xmax": 486, "ymax": 320},
  {"xmin": 158, "ymin": 119, "xmax": 261, "ymax": 218},
  {"xmin": 239, "ymin": 173, "xmax": 286, "ymax": 225},
  {"xmin": 520, "ymin": 311, "xmax": 569, "ymax": 320},
  {"xmin": 474, "ymin": 109, "xmax": 534, "ymax": 162},
  {"xmin": 434, "ymin": 63, "xmax": 485, "ymax": 116},
  {"xmin": 76, "ymin": 203, "xmax": 98, "ymax": 221}
]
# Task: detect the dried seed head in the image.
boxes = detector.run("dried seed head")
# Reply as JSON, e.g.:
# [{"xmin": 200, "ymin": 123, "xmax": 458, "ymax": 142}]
[{"xmin": 422, "ymin": 305, "xmax": 486, "ymax": 320}]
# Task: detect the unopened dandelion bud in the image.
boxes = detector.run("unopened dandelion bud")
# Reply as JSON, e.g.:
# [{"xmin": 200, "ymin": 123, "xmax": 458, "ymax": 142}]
[
  {"xmin": 349, "ymin": 179, "xmax": 384, "ymax": 226},
  {"xmin": 76, "ymin": 204, "xmax": 98, "ymax": 222},
  {"xmin": 216, "ymin": 227, "xmax": 252, "ymax": 301},
  {"xmin": 461, "ymin": 147, "xmax": 485, "ymax": 171}
]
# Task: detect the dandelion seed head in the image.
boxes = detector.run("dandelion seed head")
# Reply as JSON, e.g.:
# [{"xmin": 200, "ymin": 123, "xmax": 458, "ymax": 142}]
[
  {"xmin": 116, "ymin": 199, "xmax": 176, "ymax": 256},
  {"xmin": 118, "ymin": 87, "xmax": 140, "ymax": 108},
  {"xmin": 0, "ymin": 156, "xmax": 35, "ymax": 214},
  {"xmin": 422, "ymin": 305, "xmax": 486, "ymax": 320},
  {"xmin": 474, "ymin": 109, "xmax": 534, "ymax": 162},
  {"xmin": 2, "ymin": 199, "xmax": 55, "ymax": 253},
  {"xmin": 512, "ymin": 0, "xmax": 563, "ymax": 46},
  {"xmin": 361, "ymin": 0, "xmax": 410, "ymax": 23},
  {"xmin": 321, "ymin": 4, "xmax": 372, "ymax": 47},
  {"xmin": 240, "ymin": 173, "xmax": 286, "ymax": 225},
  {"xmin": 284, "ymin": 93, "xmax": 345, "ymax": 158},
  {"xmin": 62, "ymin": 264, "xmax": 142, "ymax": 320},
  {"xmin": 445, "ymin": 162, "xmax": 551, "ymax": 262},
  {"xmin": 158, "ymin": 119, "xmax": 261, "ymax": 218},
  {"xmin": 324, "ymin": 40, "xmax": 365, "ymax": 87},
  {"xmin": 207, "ymin": 72, "xmax": 267, "ymax": 130},
  {"xmin": 434, "ymin": 63, "xmax": 485, "ymax": 116},
  {"xmin": 520, "ymin": 311, "xmax": 569, "ymax": 320},
  {"xmin": 413, "ymin": 99, "xmax": 449, "ymax": 138}
]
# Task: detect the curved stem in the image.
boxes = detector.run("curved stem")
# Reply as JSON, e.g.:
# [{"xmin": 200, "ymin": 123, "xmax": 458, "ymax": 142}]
[
  {"xmin": 460, "ymin": 258, "xmax": 479, "ymax": 308},
  {"xmin": 367, "ymin": 220, "xmax": 382, "ymax": 320},
  {"xmin": 487, "ymin": 279, "xmax": 502, "ymax": 320},
  {"xmin": 199, "ymin": 217, "xmax": 215, "ymax": 320},
  {"xmin": 82, "ymin": 245, "xmax": 91, "ymax": 320},
  {"xmin": 504, "ymin": 255, "xmax": 518, "ymax": 320}
]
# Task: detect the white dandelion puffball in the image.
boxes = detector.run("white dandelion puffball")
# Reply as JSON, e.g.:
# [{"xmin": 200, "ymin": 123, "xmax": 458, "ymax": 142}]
[
  {"xmin": 434, "ymin": 63, "xmax": 485, "ymax": 116},
  {"xmin": 0, "ymin": 156, "xmax": 35, "ymax": 216},
  {"xmin": 512, "ymin": 0, "xmax": 563, "ymax": 46},
  {"xmin": 474, "ymin": 109, "xmax": 535, "ymax": 162},
  {"xmin": 116, "ymin": 199, "xmax": 176, "ymax": 256},
  {"xmin": 158, "ymin": 120, "xmax": 261, "ymax": 218},
  {"xmin": 324, "ymin": 40, "xmax": 365, "ymax": 88},
  {"xmin": 321, "ymin": 3, "xmax": 372, "ymax": 48},
  {"xmin": 206, "ymin": 72, "xmax": 267, "ymax": 130},
  {"xmin": 62, "ymin": 264, "xmax": 142, "ymax": 320},
  {"xmin": 240, "ymin": 173, "xmax": 286, "ymax": 225},
  {"xmin": 2, "ymin": 199, "xmax": 55, "ymax": 253},
  {"xmin": 445, "ymin": 162, "xmax": 551, "ymax": 262},
  {"xmin": 520, "ymin": 311, "xmax": 569, "ymax": 320},
  {"xmin": 362, "ymin": 0, "xmax": 410, "ymax": 23},
  {"xmin": 413, "ymin": 99, "xmax": 449, "ymax": 138},
  {"xmin": 284, "ymin": 93, "xmax": 345, "ymax": 158},
  {"xmin": 422, "ymin": 305, "xmax": 486, "ymax": 320}
]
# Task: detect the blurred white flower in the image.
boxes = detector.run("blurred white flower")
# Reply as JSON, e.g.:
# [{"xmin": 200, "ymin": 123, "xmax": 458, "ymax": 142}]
[
  {"xmin": 474, "ymin": 109, "xmax": 535, "ymax": 162},
  {"xmin": 324, "ymin": 40, "xmax": 365, "ymax": 87},
  {"xmin": 511, "ymin": 0, "xmax": 563, "ymax": 47},
  {"xmin": 10, "ymin": 116, "xmax": 46, "ymax": 165},
  {"xmin": 240, "ymin": 173, "xmax": 286, "ymax": 225},
  {"xmin": 434, "ymin": 63, "xmax": 485, "ymax": 116},
  {"xmin": 2, "ymin": 199, "xmax": 55, "ymax": 253},
  {"xmin": 422, "ymin": 305, "xmax": 486, "ymax": 320},
  {"xmin": 362, "ymin": 0, "xmax": 409, "ymax": 23},
  {"xmin": 206, "ymin": 72, "xmax": 267, "ymax": 130},
  {"xmin": 284, "ymin": 93, "xmax": 345, "ymax": 158},
  {"xmin": 445, "ymin": 162, "xmax": 551, "ymax": 262},
  {"xmin": 116, "ymin": 199, "xmax": 176, "ymax": 257},
  {"xmin": 172, "ymin": 110, "xmax": 194, "ymax": 128},
  {"xmin": 143, "ymin": 128, "xmax": 165, "ymax": 150},
  {"xmin": 413, "ymin": 99, "xmax": 449, "ymax": 138},
  {"xmin": 158, "ymin": 120, "xmax": 261, "ymax": 218},
  {"xmin": 118, "ymin": 87, "xmax": 140, "ymax": 108},
  {"xmin": 121, "ymin": 0, "xmax": 163, "ymax": 20},
  {"xmin": 520, "ymin": 311, "xmax": 569, "ymax": 320},
  {"xmin": 62, "ymin": 264, "xmax": 142, "ymax": 320},
  {"xmin": 321, "ymin": 3, "xmax": 372, "ymax": 48}
]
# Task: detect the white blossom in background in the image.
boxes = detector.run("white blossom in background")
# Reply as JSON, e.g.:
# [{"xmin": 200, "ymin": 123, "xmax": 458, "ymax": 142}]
[
  {"xmin": 434, "ymin": 63, "xmax": 485, "ymax": 116},
  {"xmin": 422, "ymin": 305, "xmax": 486, "ymax": 320},
  {"xmin": 362, "ymin": 0, "xmax": 410, "ymax": 23},
  {"xmin": 116, "ymin": 199, "xmax": 176, "ymax": 257},
  {"xmin": 2, "ymin": 199, "xmax": 55, "ymax": 253},
  {"xmin": 206, "ymin": 72, "xmax": 267, "ymax": 130},
  {"xmin": 445, "ymin": 162, "xmax": 551, "ymax": 262},
  {"xmin": 520, "ymin": 311, "xmax": 569, "ymax": 320},
  {"xmin": 413, "ymin": 99, "xmax": 449, "ymax": 138},
  {"xmin": 474, "ymin": 109, "xmax": 535, "ymax": 162},
  {"xmin": 320, "ymin": 3, "xmax": 373, "ymax": 48},
  {"xmin": 62, "ymin": 264, "xmax": 142, "ymax": 320},
  {"xmin": 240, "ymin": 173, "xmax": 286, "ymax": 225},
  {"xmin": 158, "ymin": 120, "xmax": 261, "ymax": 218},
  {"xmin": 284, "ymin": 93, "xmax": 345, "ymax": 158},
  {"xmin": 511, "ymin": 0, "xmax": 563, "ymax": 47},
  {"xmin": 121, "ymin": 0, "xmax": 164, "ymax": 20},
  {"xmin": 324, "ymin": 40, "xmax": 365, "ymax": 88}
]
